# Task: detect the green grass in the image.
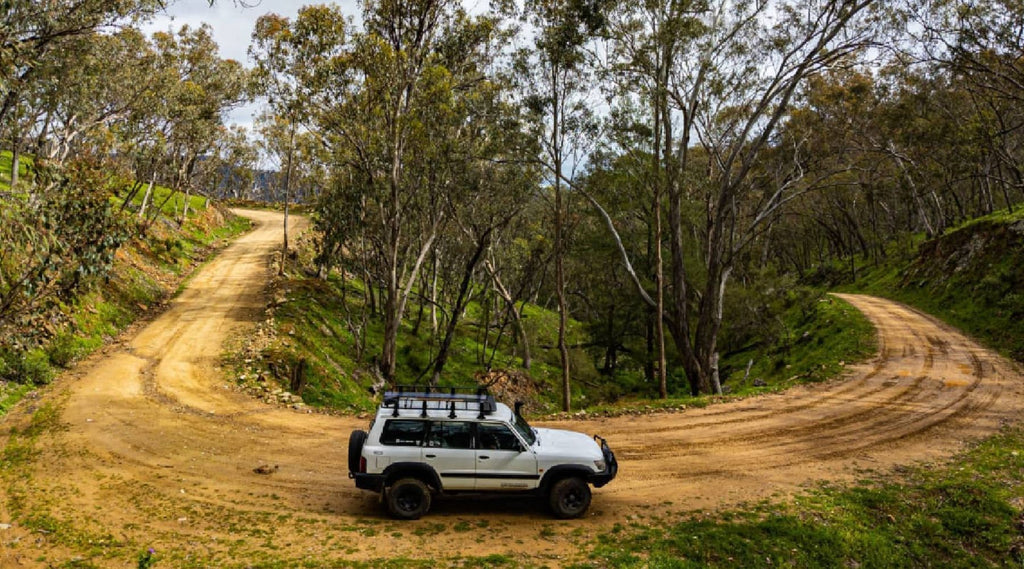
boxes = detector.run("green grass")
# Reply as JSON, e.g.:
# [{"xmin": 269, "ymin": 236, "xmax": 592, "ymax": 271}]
[
  {"xmin": 719, "ymin": 292, "xmax": 876, "ymax": 394},
  {"xmin": 578, "ymin": 427, "xmax": 1024, "ymax": 568},
  {"xmin": 248, "ymin": 273, "xmax": 568, "ymax": 413},
  {"xmin": 0, "ymin": 150, "xmax": 32, "ymax": 190},
  {"xmin": 839, "ymin": 206, "xmax": 1024, "ymax": 362}
]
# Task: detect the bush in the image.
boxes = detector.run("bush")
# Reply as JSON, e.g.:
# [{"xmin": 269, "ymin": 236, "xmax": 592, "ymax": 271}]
[
  {"xmin": 0, "ymin": 348, "xmax": 54, "ymax": 385},
  {"xmin": 47, "ymin": 331, "xmax": 85, "ymax": 368}
]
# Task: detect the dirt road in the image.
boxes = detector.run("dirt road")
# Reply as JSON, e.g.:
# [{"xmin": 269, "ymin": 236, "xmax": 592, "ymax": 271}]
[{"xmin": 2, "ymin": 210, "xmax": 1023, "ymax": 567}]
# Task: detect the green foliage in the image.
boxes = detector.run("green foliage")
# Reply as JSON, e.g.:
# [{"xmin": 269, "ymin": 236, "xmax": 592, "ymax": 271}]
[
  {"xmin": 0, "ymin": 157, "xmax": 130, "ymax": 350},
  {"xmin": 137, "ymin": 548, "xmax": 157, "ymax": 569},
  {"xmin": 582, "ymin": 428, "xmax": 1024, "ymax": 569},
  {"xmin": 0, "ymin": 347, "xmax": 53, "ymax": 386}
]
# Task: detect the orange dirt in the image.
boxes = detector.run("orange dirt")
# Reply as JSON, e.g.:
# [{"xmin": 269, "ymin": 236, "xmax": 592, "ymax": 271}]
[{"xmin": 2, "ymin": 210, "xmax": 1023, "ymax": 567}]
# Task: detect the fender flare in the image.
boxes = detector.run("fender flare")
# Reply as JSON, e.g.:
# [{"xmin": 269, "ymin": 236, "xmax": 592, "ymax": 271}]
[
  {"xmin": 382, "ymin": 462, "xmax": 443, "ymax": 491},
  {"xmin": 539, "ymin": 465, "xmax": 593, "ymax": 493}
]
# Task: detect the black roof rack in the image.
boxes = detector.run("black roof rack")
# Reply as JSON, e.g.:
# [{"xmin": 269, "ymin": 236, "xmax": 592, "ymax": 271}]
[{"xmin": 382, "ymin": 385, "xmax": 497, "ymax": 419}]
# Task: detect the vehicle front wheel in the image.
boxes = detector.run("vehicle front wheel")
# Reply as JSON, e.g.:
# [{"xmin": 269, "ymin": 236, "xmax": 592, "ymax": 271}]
[
  {"xmin": 386, "ymin": 478, "xmax": 432, "ymax": 520},
  {"xmin": 549, "ymin": 477, "xmax": 591, "ymax": 519}
]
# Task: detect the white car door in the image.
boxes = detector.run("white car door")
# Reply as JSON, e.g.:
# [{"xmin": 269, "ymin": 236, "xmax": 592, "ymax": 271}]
[
  {"xmin": 423, "ymin": 420, "xmax": 477, "ymax": 490},
  {"xmin": 475, "ymin": 422, "xmax": 539, "ymax": 491}
]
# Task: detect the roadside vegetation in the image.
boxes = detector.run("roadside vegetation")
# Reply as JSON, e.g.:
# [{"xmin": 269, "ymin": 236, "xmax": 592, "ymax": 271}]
[
  {"xmin": 837, "ymin": 207, "xmax": 1024, "ymax": 363},
  {"xmin": 566, "ymin": 208, "xmax": 1024, "ymax": 569},
  {"xmin": 0, "ymin": 148, "xmax": 251, "ymax": 413},
  {"xmin": 234, "ymin": 237, "xmax": 876, "ymax": 415}
]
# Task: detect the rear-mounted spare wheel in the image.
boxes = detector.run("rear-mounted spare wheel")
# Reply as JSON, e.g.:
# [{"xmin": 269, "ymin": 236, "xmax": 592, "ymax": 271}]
[{"xmin": 348, "ymin": 429, "xmax": 368, "ymax": 474}]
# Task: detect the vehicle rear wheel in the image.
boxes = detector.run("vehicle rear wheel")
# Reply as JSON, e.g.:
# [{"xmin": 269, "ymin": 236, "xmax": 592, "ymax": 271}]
[
  {"xmin": 549, "ymin": 477, "xmax": 591, "ymax": 519},
  {"xmin": 386, "ymin": 478, "xmax": 432, "ymax": 520},
  {"xmin": 348, "ymin": 430, "xmax": 367, "ymax": 474}
]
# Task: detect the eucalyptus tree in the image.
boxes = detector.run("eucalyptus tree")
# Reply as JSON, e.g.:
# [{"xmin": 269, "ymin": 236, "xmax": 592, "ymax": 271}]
[
  {"xmin": 895, "ymin": 0, "xmax": 1024, "ymax": 213},
  {"xmin": 591, "ymin": 0, "xmax": 875, "ymax": 395},
  {"xmin": 514, "ymin": 0, "xmax": 609, "ymax": 411},
  {"xmin": 426, "ymin": 88, "xmax": 539, "ymax": 385},
  {"xmin": 0, "ymin": 0, "xmax": 163, "ymax": 130},
  {"xmin": 250, "ymin": 5, "xmax": 347, "ymax": 274},
  {"xmin": 280, "ymin": 1, "xmax": 532, "ymax": 383},
  {"xmin": 146, "ymin": 24, "xmax": 247, "ymax": 227}
]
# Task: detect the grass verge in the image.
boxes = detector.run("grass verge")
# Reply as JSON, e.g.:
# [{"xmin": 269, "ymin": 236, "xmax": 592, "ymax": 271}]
[{"xmin": 577, "ymin": 427, "xmax": 1024, "ymax": 568}]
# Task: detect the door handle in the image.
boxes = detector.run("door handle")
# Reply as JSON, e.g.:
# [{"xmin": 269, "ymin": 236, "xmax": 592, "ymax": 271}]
[
  {"xmin": 478, "ymin": 455, "xmax": 490, "ymax": 460},
  {"xmin": 425, "ymin": 454, "xmax": 436, "ymax": 458}
]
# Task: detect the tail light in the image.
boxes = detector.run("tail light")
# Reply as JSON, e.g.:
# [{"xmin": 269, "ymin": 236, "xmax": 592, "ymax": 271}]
[{"xmin": 359, "ymin": 456, "xmax": 367, "ymax": 473}]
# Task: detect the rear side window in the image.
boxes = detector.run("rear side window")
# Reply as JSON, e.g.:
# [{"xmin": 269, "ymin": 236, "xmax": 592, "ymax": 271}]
[
  {"xmin": 425, "ymin": 421, "xmax": 475, "ymax": 449},
  {"xmin": 380, "ymin": 420, "xmax": 427, "ymax": 446}
]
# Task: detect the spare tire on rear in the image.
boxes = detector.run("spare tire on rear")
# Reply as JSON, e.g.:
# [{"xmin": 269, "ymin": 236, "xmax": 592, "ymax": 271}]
[{"xmin": 348, "ymin": 429, "xmax": 368, "ymax": 474}]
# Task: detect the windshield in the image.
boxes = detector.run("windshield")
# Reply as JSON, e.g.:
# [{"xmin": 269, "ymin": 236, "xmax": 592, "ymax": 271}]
[{"xmin": 511, "ymin": 411, "xmax": 537, "ymax": 446}]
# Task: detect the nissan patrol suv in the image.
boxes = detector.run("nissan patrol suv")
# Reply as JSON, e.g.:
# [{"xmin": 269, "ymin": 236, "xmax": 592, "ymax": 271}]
[{"xmin": 348, "ymin": 386, "xmax": 617, "ymax": 519}]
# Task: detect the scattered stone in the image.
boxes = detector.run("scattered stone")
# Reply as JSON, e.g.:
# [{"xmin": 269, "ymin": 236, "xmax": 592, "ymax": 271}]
[
  {"xmin": 753, "ymin": 378, "xmax": 767, "ymax": 387},
  {"xmin": 253, "ymin": 464, "xmax": 279, "ymax": 475},
  {"xmin": 0, "ymin": 523, "xmax": 12, "ymax": 530}
]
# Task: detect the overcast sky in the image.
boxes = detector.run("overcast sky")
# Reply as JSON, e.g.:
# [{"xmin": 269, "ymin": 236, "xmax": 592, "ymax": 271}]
[
  {"xmin": 141, "ymin": 0, "xmax": 361, "ymax": 129},
  {"xmin": 141, "ymin": 0, "xmax": 489, "ymax": 131}
]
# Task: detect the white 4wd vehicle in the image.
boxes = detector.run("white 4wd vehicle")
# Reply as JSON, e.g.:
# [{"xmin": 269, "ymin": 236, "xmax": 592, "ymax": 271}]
[{"xmin": 348, "ymin": 386, "xmax": 617, "ymax": 519}]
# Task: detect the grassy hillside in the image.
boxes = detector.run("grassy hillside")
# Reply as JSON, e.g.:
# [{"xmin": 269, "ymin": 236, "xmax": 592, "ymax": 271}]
[
  {"xmin": 235, "ymin": 237, "xmax": 875, "ymax": 415},
  {"xmin": 841, "ymin": 207, "xmax": 1024, "ymax": 362}
]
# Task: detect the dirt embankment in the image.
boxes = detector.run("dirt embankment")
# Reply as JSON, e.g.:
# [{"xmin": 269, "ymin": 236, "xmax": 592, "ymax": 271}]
[{"xmin": 1, "ymin": 210, "xmax": 1022, "ymax": 567}]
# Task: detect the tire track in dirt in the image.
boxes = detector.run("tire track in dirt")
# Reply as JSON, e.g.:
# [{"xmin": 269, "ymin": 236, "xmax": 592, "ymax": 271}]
[{"xmin": 2, "ymin": 211, "xmax": 1023, "ymax": 568}]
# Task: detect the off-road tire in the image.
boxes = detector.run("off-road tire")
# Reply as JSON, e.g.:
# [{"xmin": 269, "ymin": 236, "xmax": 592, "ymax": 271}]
[
  {"xmin": 386, "ymin": 478, "xmax": 432, "ymax": 520},
  {"xmin": 549, "ymin": 477, "xmax": 591, "ymax": 519},
  {"xmin": 348, "ymin": 430, "xmax": 368, "ymax": 474}
]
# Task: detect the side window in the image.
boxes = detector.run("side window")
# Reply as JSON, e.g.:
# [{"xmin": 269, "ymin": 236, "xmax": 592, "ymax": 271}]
[
  {"xmin": 478, "ymin": 423, "xmax": 523, "ymax": 451},
  {"xmin": 425, "ymin": 421, "xmax": 475, "ymax": 449},
  {"xmin": 380, "ymin": 420, "xmax": 427, "ymax": 446}
]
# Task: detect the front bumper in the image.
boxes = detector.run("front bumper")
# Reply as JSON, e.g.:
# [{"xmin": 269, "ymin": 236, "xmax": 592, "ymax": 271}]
[{"xmin": 589, "ymin": 435, "xmax": 618, "ymax": 488}]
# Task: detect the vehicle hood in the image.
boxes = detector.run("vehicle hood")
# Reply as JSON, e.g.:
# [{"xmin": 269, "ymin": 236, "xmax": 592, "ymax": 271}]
[{"xmin": 532, "ymin": 427, "xmax": 602, "ymax": 460}]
